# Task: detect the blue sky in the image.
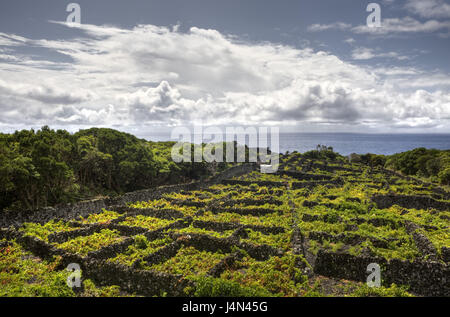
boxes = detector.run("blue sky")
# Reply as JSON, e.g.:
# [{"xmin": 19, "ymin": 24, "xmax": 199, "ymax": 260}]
[{"xmin": 0, "ymin": 0, "xmax": 449, "ymax": 135}]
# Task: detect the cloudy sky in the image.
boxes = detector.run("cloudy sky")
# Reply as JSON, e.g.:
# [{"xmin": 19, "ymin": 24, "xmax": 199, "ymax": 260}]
[{"xmin": 0, "ymin": 0, "xmax": 449, "ymax": 136}]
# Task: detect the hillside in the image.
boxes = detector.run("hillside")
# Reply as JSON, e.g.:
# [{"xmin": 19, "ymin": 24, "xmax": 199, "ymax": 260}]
[{"xmin": 1, "ymin": 152, "xmax": 449, "ymax": 297}]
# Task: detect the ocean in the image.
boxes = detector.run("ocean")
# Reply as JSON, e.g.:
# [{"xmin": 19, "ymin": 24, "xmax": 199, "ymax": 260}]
[
  {"xmin": 276, "ymin": 133, "xmax": 450, "ymax": 155},
  {"xmin": 144, "ymin": 132, "xmax": 450, "ymax": 156}
]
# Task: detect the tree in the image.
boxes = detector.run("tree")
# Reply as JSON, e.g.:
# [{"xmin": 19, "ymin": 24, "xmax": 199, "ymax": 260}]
[{"xmin": 0, "ymin": 127, "xmax": 225, "ymax": 212}]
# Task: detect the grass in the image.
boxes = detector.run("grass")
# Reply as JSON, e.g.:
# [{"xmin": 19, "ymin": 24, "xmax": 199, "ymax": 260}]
[
  {"xmin": 148, "ymin": 246, "xmax": 225, "ymax": 277},
  {"xmin": 57, "ymin": 229, "xmax": 124, "ymax": 256},
  {"xmin": 79, "ymin": 209, "xmax": 120, "ymax": 224},
  {"xmin": 0, "ymin": 240, "xmax": 75, "ymax": 297},
  {"xmin": 20, "ymin": 220, "xmax": 77, "ymax": 242},
  {"xmin": 109, "ymin": 235, "xmax": 173, "ymax": 266},
  {"xmin": 119, "ymin": 215, "xmax": 173, "ymax": 230}
]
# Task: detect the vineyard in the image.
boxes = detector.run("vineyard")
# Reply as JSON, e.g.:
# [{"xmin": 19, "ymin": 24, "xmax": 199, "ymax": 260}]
[{"xmin": 1, "ymin": 153, "xmax": 449, "ymax": 297}]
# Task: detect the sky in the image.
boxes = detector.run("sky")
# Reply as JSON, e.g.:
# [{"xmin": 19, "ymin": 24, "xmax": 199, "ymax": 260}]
[{"xmin": 0, "ymin": 0, "xmax": 449, "ymax": 136}]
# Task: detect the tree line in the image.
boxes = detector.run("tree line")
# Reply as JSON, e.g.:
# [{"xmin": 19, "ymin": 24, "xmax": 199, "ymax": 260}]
[
  {"xmin": 0, "ymin": 127, "xmax": 217, "ymax": 212},
  {"xmin": 360, "ymin": 148, "xmax": 450, "ymax": 185}
]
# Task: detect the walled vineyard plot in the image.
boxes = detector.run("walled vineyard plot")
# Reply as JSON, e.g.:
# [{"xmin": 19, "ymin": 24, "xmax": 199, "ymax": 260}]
[{"xmin": 1, "ymin": 157, "xmax": 449, "ymax": 297}]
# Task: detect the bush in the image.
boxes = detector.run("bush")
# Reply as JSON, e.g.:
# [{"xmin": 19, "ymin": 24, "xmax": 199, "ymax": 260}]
[
  {"xmin": 133, "ymin": 235, "xmax": 149, "ymax": 249},
  {"xmin": 386, "ymin": 148, "xmax": 448, "ymax": 177},
  {"xmin": 303, "ymin": 145, "xmax": 342, "ymax": 161},
  {"xmin": 0, "ymin": 127, "xmax": 215, "ymax": 212},
  {"xmin": 191, "ymin": 276, "xmax": 272, "ymax": 297},
  {"xmin": 384, "ymin": 148, "xmax": 449, "ymax": 185},
  {"xmin": 438, "ymin": 168, "xmax": 450, "ymax": 185},
  {"xmin": 351, "ymin": 284, "xmax": 413, "ymax": 297},
  {"xmin": 360, "ymin": 153, "xmax": 386, "ymax": 167}
]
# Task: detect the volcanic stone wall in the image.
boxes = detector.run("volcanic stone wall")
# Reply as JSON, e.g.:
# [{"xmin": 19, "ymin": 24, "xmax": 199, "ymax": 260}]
[
  {"xmin": 314, "ymin": 250, "xmax": 449, "ymax": 296},
  {"xmin": 0, "ymin": 163, "xmax": 257, "ymax": 228},
  {"xmin": 372, "ymin": 194, "xmax": 450, "ymax": 211}
]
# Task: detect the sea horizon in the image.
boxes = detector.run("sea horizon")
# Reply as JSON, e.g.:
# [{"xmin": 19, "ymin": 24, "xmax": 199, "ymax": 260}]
[{"xmin": 142, "ymin": 132, "xmax": 450, "ymax": 156}]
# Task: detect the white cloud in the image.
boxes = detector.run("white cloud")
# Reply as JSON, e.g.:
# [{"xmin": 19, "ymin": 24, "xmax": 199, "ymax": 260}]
[
  {"xmin": 405, "ymin": 0, "xmax": 450, "ymax": 19},
  {"xmin": 308, "ymin": 17, "xmax": 450, "ymax": 36},
  {"xmin": 307, "ymin": 22, "xmax": 352, "ymax": 32},
  {"xmin": 372, "ymin": 66, "xmax": 420, "ymax": 76},
  {"xmin": 0, "ymin": 33, "xmax": 27, "ymax": 46},
  {"xmin": 351, "ymin": 47, "xmax": 409, "ymax": 60},
  {"xmin": 352, "ymin": 17, "xmax": 450, "ymax": 35},
  {"xmin": 352, "ymin": 47, "xmax": 376, "ymax": 60},
  {"xmin": 0, "ymin": 22, "xmax": 449, "ymax": 131},
  {"xmin": 0, "ymin": 78, "xmax": 92, "ymax": 105},
  {"xmin": 344, "ymin": 38, "xmax": 356, "ymax": 44}
]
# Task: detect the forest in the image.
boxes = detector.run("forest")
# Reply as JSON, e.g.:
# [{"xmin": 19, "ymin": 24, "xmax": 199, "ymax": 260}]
[{"xmin": 0, "ymin": 127, "xmax": 221, "ymax": 212}]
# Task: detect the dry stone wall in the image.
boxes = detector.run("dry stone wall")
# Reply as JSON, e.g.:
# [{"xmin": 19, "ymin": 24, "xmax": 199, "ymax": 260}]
[
  {"xmin": 0, "ymin": 163, "xmax": 257, "ymax": 228},
  {"xmin": 314, "ymin": 250, "xmax": 449, "ymax": 296}
]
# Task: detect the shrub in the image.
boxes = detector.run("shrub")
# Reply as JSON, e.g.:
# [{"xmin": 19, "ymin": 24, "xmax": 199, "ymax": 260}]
[
  {"xmin": 191, "ymin": 276, "xmax": 272, "ymax": 297},
  {"xmin": 134, "ymin": 235, "xmax": 149, "ymax": 249},
  {"xmin": 351, "ymin": 284, "xmax": 413, "ymax": 297},
  {"xmin": 438, "ymin": 167, "xmax": 450, "ymax": 185}
]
